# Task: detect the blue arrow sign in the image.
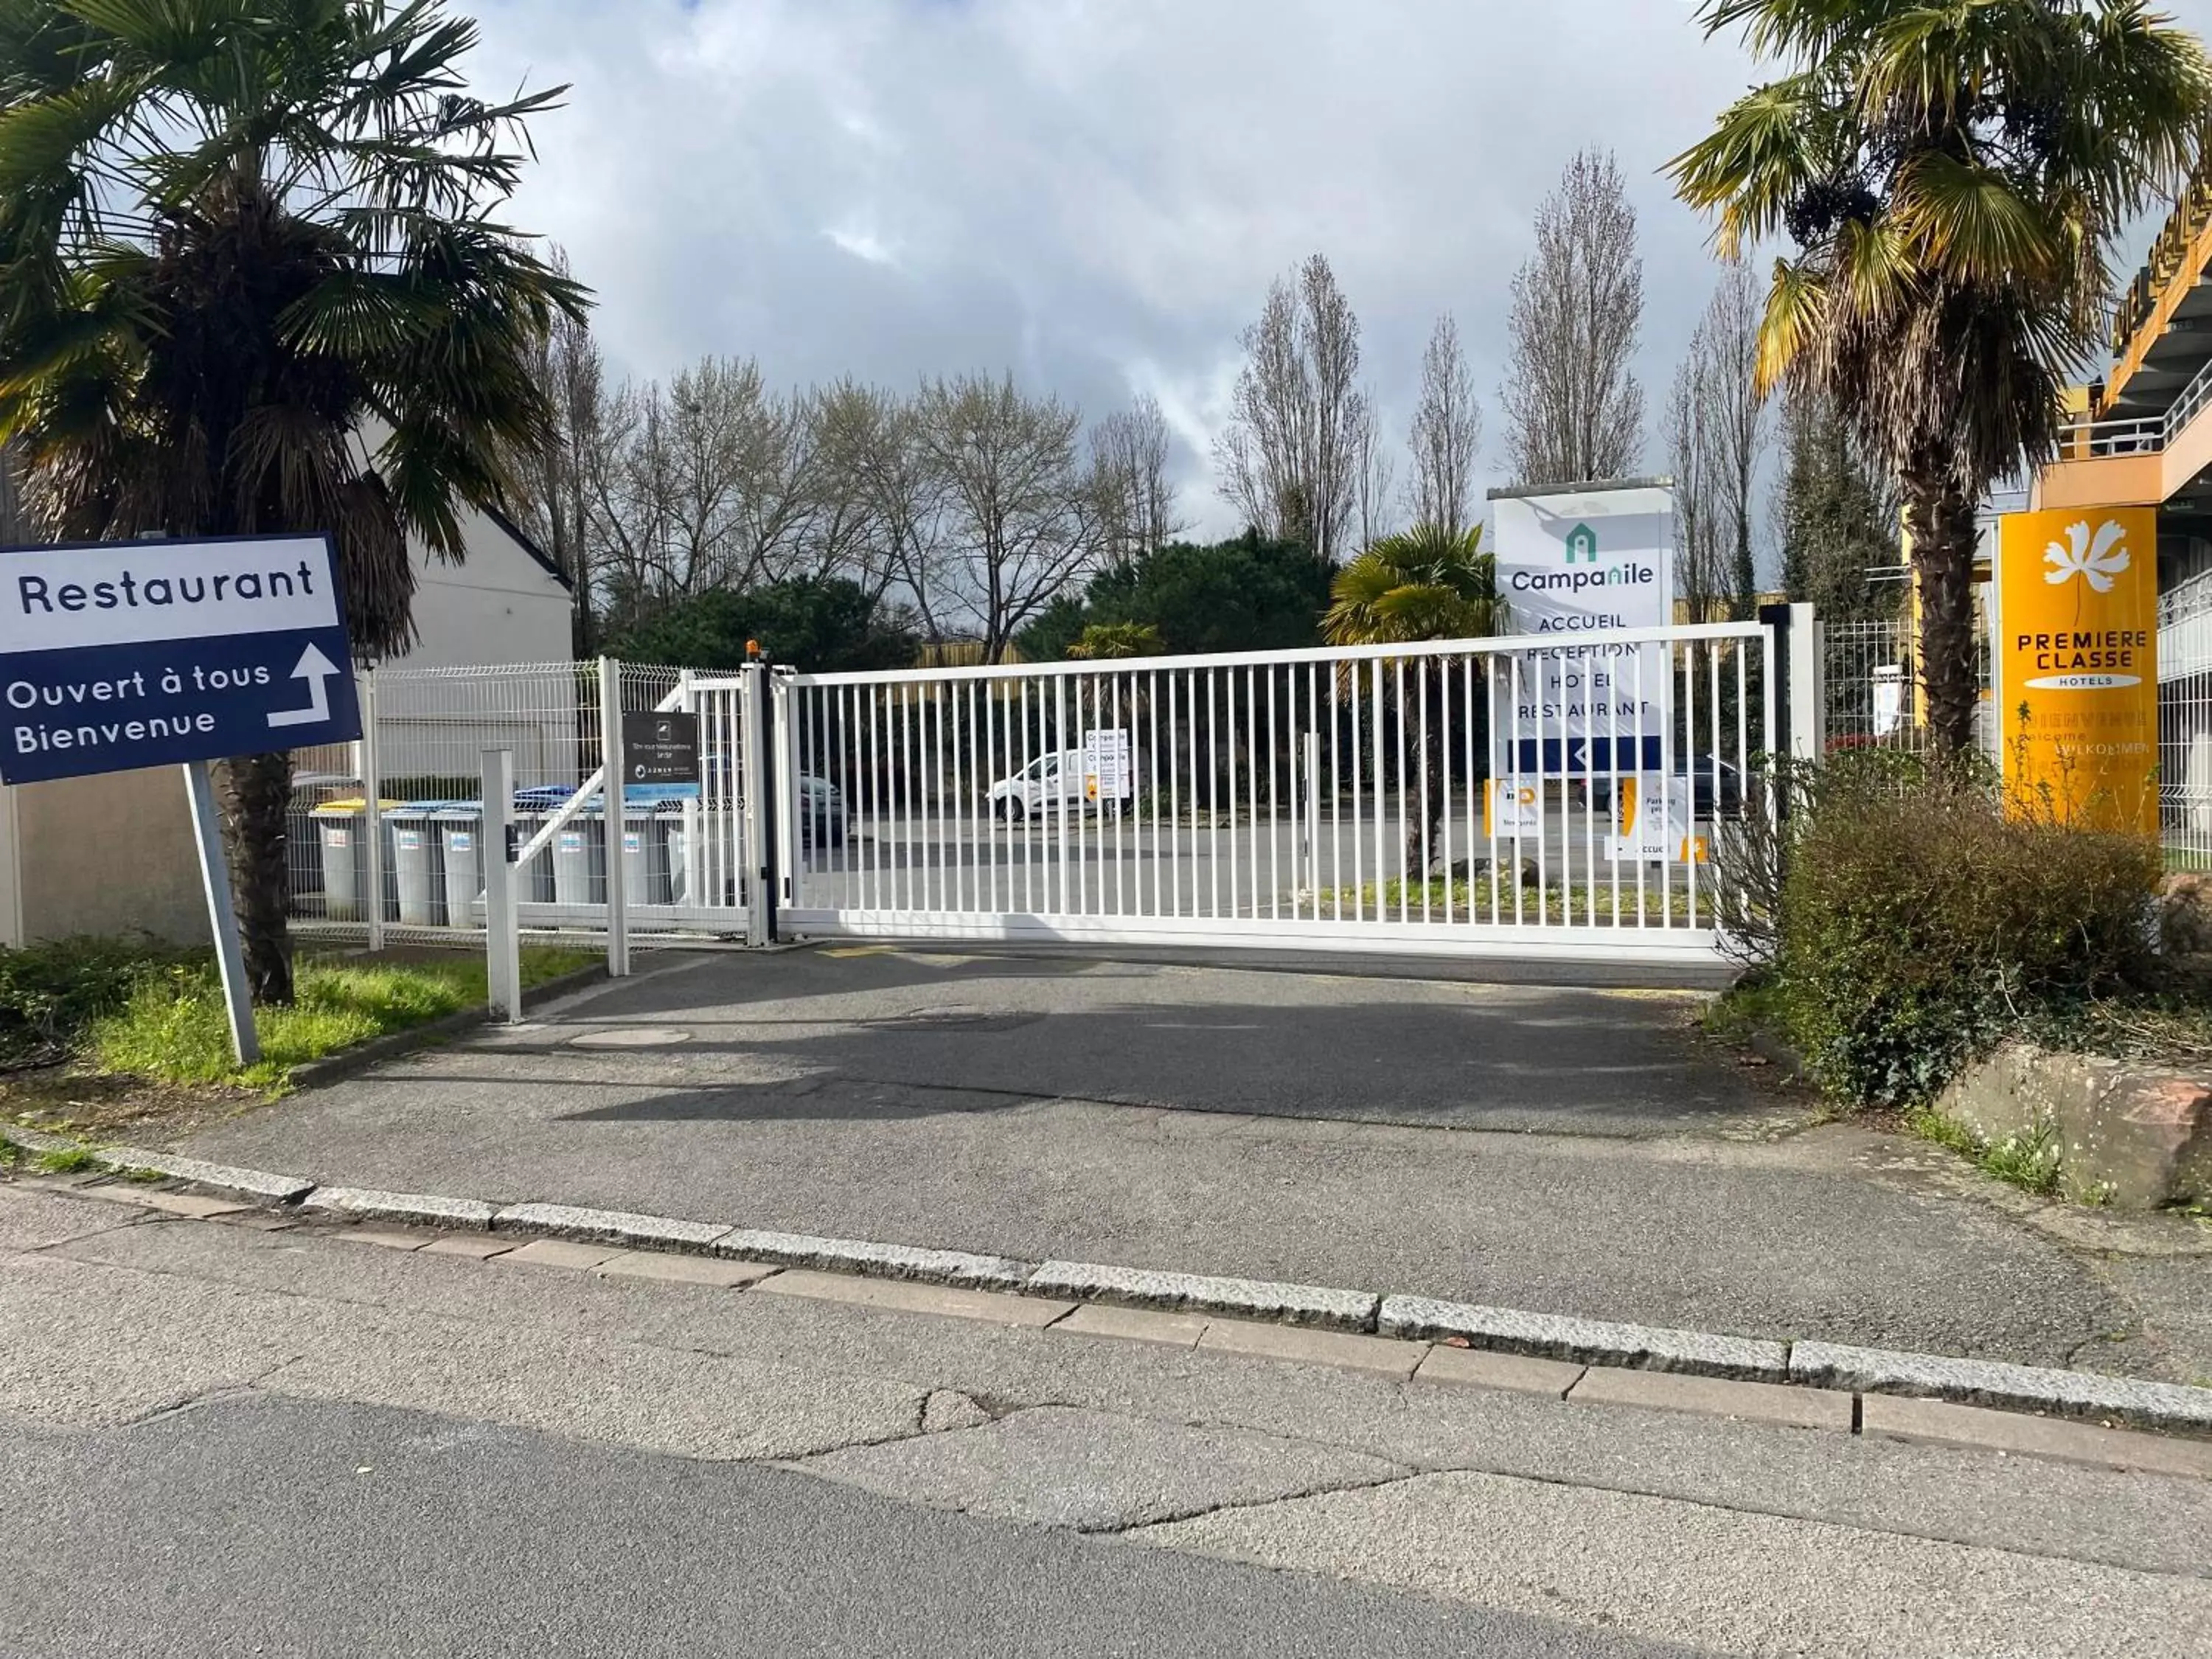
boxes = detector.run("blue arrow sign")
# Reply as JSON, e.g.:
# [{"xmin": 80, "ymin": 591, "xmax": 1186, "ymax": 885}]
[
  {"xmin": 1512, "ymin": 735, "xmax": 1666, "ymax": 775},
  {"xmin": 0, "ymin": 534, "xmax": 360, "ymax": 785}
]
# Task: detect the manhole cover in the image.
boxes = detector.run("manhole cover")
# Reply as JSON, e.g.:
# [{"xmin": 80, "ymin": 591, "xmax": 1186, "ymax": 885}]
[{"xmin": 568, "ymin": 1027, "xmax": 692, "ymax": 1049}]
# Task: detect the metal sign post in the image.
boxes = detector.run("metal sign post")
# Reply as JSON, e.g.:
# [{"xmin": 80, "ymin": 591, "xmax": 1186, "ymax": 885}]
[{"xmin": 180, "ymin": 760, "xmax": 260, "ymax": 1065}]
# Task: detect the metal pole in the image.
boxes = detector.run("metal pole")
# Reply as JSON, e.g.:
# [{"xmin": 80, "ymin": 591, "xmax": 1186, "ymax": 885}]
[
  {"xmin": 677, "ymin": 669, "xmax": 702, "ymax": 910},
  {"xmin": 181, "ymin": 762, "xmax": 260, "ymax": 1065},
  {"xmin": 482, "ymin": 748, "xmax": 521, "ymax": 1022},
  {"xmin": 740, "ymin": 661, "xmax": 770, "ymax": 948},
  {"xmin": 361, "ymin": 667, "xmax": 384, "ymax": 954},
  {"xmin": 597, "ymin": 656, "xmax": 630, "ymax": 978}
]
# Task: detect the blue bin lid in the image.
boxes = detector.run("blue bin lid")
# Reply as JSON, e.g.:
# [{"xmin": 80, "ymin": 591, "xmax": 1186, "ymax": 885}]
[{"xmin": 512, "ymin": 785, "xmax": 576, "ymax": 807}]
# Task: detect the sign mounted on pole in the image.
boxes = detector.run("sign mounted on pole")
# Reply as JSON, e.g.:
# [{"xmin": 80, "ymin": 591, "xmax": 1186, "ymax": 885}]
[
  {"xmin": 620, "ymin": 710, "xmax": 701, "ymax": 802},
  {"xmin": 1996, "ymin": 507, "xmax": 2158, "ymax": 835},
  {"xmin": 1489, "ymin": 481, "xmax": 1674, "ymax": 779},
  {"xmin": 0, "ymin": 534, "xmax": 360, "ymax": 783},
  {"xmin": 0, "ymin": 533, "xmax": 360, "ymax": 1067}
]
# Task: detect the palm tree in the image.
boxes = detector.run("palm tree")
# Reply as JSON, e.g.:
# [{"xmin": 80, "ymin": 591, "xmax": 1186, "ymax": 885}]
[
  {"xmin": 1670, "ymin": 0, "xmax": 2211, "ymax": 757},
  {"xmin": 1325, "ymin": 523, "xmax": 1501, "ymax": 877},
  {"xmin": 1065, "ymin": 622, "xmax": 1166, "ymax": 661},
  {"xmin": 0, "ymin": 0, "xmax": 587, "ymax": 1002}
]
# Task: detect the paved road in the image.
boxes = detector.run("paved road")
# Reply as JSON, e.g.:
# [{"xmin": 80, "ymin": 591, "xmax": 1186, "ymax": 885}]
[
  {"xmin": 5, "ymin": 1397, "xmax": 1683, "ymax": 1658},
  {"xmin": 2, "ymin": 1180, "xmax": 2205, "ymax": 1659},
  {"xmin": 175, "ymin": 947, "xmax": 2212, "ymax": 1377}
]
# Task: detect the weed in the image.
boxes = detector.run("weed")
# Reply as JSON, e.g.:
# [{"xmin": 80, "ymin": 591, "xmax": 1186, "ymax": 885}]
[
  {"xmin": 33, "ymin": 1145, "xmax": 97, "ymax": 1175},
  {"xmin": 1907, "ymin": 1107, "xmax": 2063, "ymax": 1196}
]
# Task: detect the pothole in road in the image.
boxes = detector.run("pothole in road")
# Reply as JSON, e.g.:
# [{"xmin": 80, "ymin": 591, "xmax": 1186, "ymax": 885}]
[{"xmin": 568, "ymin": 1027, "xmax": 695, "ymax": 1049}]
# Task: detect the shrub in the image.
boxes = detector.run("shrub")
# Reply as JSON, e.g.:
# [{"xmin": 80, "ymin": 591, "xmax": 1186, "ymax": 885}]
[
  {"xmin": 0, "ymin": 936, "xmax": 200, "ymax": 1064},
  {"xmin": 1771, "ymin": 765, "xmax": 2159, "ymax": 1107}
]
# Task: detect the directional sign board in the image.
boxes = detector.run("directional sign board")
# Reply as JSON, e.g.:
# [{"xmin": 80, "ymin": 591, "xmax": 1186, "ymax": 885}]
[
  {"xmin": 620, "ymin": 711, "xmax": 702, "ymax": 802},
  {"xmin": 1082, "ymin": 728, "xmax": 1132, "ymax": 801},
  {"xmin": 0, "ymin": 535, "xmax": 358, "ymax": 785}
]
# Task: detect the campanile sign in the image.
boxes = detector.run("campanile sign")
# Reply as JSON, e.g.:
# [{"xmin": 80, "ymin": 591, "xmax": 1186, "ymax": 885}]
[{"xmin": 1490, "ymin": 481, "xmax": 1675, "ymax": 776}]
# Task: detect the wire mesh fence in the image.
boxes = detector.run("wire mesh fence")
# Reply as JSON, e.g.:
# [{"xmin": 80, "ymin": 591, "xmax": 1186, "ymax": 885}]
[
  {"xmin": 284, "ymin": 659, "xmax": 728, "ymax": 945},
  {"xmin": 2160, "ymin": 567, "xmax": 2212, "ymax": 869},
  {"xmin": 1819, "ymin": 615, "xmax": 2000, "ymax": 766}
]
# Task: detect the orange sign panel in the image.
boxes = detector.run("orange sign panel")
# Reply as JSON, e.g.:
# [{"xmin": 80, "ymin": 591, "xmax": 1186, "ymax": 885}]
[{"xmin": 1997, "ymin": 507, "xmax": 2158, "ymax": 835}]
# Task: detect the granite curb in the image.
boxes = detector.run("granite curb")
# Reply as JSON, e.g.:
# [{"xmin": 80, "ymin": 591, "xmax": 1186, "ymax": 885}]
[{"xmin": 6, "ymin": 1121, "xmax": 2211, "ymax": 1438}]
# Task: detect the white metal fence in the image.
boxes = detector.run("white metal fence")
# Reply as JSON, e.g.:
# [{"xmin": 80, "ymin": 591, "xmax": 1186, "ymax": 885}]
[
  {"xmin": 2160, "ymin": 566, "xmax": 2212, "ymax": 867},
  {"xmin": 771, "ymin": 623, "xmax": 1776, "ymax": 964}
]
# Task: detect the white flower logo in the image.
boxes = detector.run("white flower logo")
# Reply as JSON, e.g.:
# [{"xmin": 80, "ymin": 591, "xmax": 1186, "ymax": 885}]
[{"xmin": 2044, "ymin": 519, "xmax": 2132, "ymax": 592}]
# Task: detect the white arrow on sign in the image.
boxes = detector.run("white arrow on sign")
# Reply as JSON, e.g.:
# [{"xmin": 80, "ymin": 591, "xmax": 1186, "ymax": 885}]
[
  {"xmin": 1568, "ymin": 739, "xmax": 1588, "ymax": 772},
  {"xmin": 265, "ymin": 643, "xmax": 341, "ymax": 729}
]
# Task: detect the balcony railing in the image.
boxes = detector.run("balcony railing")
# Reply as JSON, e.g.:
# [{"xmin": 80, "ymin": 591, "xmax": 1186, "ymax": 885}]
[
  {"xmin": 2051, "ymin": 349, "xmax": 2212, "ymax": 461},
  {"xmin": 2052, "ymin": 412, "xmax": 2169, "ymax": 458},
  {"xmin": 2113, "ymin": 173, "xmax": 2212, "ymax": 360}
]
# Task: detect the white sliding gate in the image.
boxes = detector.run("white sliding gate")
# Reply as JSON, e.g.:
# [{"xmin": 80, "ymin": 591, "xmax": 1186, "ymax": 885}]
[
  {"xmin": 307, "ymin": 619, "xmax": 1798, "ymax": 974},
  {"xmin": 762, "ymin": 622, "xmax": 1781, "ymax": 965}
]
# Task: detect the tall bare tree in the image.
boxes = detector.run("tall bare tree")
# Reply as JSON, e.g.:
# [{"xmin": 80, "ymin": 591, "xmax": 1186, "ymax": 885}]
[
  {"xmin": 1351, "ymin": 392, "xmax": 1397, "ymax": 550},
  {"xmin": 1216, "ymin": 253, "xmax": 1368, "ymax": 563},
  {"xmin": 1703, "ymin": 264, "xmax": 1769, "ymax": 619},
  {"xmin": 1089, "ymin": 394, "xmax": 1183, "ymax": 568},
  {"xmin": 505, "ymin": 251, "xmax": 605, "ymax": 650},
  {"xmin": 1500, "ymin": 150, "xmax": 1645, "ymax": 487},
  {"xmin": 1407, "ymin": 313, "xmax": 1482, "ymax": 534},
  {"xmin": 1668, "ymin": 264, "xmax": 1770, "ymax": 622},
  {"xmin": 590, "ymin": 358, "xmax": 815, "ymax": 632},
  {"xmin": 916, "ymin": 374, "xmax": 1096, "ymax": 662},
  {"xmin": 1667, "ymin": 352, "xmax": 1726, "ymax": 625}
]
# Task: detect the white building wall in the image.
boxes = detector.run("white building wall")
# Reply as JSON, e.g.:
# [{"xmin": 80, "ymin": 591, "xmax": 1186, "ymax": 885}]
[{"xmin": 403, "ymin": 502, "xmax": 574, "ymax": 669}]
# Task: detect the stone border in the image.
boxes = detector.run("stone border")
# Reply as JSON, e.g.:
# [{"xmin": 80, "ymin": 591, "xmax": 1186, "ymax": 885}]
[{"xmin": 5, "ymin": 1121, "xmax": 2210, "ymax": 1439}]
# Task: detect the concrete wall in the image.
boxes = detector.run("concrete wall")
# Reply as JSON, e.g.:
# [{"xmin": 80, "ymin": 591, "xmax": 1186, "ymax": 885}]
[{"xmin": 0, "ymin": 763, "xmax": 209, "ymax": 947}]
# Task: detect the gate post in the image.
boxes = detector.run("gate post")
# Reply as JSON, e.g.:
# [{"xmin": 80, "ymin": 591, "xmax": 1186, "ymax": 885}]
[
  {"xmin": 597, "ymin": 655, "xmax": 631, "ymax": 978},
  {"xmin": 482, "ymin": 747, "xmax": 521, "ymax": 1023},
  {"xmin": 1759, "ymin": 602, "xmax": 1824, "ymax": 765},
  {"xmin": 740, "ymin": 659, "xmax": 777, "ymax": 947}
]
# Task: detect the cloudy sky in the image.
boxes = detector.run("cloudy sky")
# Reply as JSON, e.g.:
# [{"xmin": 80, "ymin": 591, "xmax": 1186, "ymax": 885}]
[{"xmin": 466, "ymin": 0, "xmax": 2212, "ymax": 540}]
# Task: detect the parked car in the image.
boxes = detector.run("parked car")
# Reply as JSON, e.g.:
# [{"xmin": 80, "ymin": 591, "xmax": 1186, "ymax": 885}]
[
  {"xmin": 798, "ymin": 774, "xmax": 848, "ymax": 846},
  {"xmin": 986, "ymin": 751, "xmax": 1087, "ymax": 820},
  {"xmin": 1576, "ymin": 756, "xmax": 1744, "ymax": 820}
]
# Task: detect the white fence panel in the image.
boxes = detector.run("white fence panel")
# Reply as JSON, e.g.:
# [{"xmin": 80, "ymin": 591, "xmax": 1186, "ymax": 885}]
[{"xmin": 287, "ymin": 659, "xmax": 755, "ymax": 945}]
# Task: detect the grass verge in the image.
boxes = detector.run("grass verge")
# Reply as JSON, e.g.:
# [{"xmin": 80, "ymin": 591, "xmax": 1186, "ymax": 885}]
[{"xmin": 86, "ymin": 947, "xmax": 597, "ymax": 1094}]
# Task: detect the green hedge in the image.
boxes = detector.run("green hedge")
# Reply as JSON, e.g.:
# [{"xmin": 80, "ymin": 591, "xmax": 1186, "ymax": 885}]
[{"xmin": 1765, "ymin": 765, "xmax": 2160, "ymax": 1107}]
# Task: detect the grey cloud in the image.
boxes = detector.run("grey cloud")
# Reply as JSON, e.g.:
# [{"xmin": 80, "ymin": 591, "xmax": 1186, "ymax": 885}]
[{"xmin": 473, "ymin": 0, "xmax": 2212, "ymax": 536}]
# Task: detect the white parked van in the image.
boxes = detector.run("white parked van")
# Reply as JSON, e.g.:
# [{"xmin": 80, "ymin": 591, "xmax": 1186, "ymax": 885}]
[{"xmin": 986, "ymin": 750, "xmax": 1087, "ymax": 820}]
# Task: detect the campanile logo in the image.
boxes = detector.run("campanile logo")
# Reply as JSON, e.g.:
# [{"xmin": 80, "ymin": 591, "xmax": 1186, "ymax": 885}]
[{"xmin": 1563, "ymin": 524, "xmax": 1599, "ymax": 564}]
